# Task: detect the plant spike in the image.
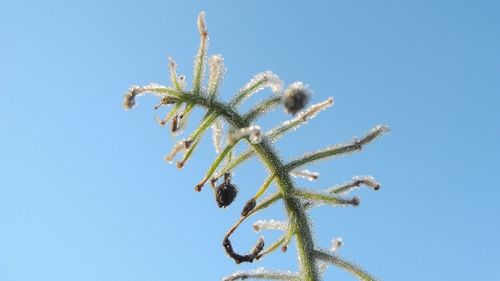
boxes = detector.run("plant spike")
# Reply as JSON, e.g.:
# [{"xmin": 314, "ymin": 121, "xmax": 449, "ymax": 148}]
[
  {"xmin": 193, "ymin": 11, "xmax": 208, "ymax": 96},
  {"xmin": 285, "ymin": 124, "xmax": 390, "ymax": 171},
  {"xmin": 294, "ymin": 188, "xmax": 360, "ymax": 208},
  {"xmin": 124, "ymin": 11, "xmax": 389, "ymax": 281},
  {"xmin": 168, "ymin": 57, "xmax": 182, "ymax": 91}
]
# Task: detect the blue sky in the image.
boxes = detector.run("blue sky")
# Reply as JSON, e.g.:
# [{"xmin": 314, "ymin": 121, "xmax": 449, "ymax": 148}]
[{"xmin": 1, "ymin": 1, "xmax": 499, "ymax": 280}]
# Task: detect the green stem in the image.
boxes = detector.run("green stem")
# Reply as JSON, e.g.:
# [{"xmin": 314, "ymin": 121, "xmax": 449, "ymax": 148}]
[
  {"xmin": 314, "ymin": 250, "xmax": 377, "ymax": 281},
  {"xmin": 155, "ymin": 89, "xmax": 320, "ymax": 281},
  {"xmin": 244, "ymin": 96, "xmax": 282, "ymax": 122},
  {"xmin": 295, "ymin": 188, "xmax": 359, "ymax": 207}
]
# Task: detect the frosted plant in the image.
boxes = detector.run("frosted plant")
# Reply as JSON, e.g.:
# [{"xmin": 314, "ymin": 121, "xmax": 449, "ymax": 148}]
[{"xmin": 123, "ymin": 11, "xmax": 389, "ymax": 281}]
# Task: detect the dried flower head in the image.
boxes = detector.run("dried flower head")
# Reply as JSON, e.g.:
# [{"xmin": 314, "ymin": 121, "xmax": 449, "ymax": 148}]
[
  {"xmin": 282, "ymin": 82, "xmax": 310, "ymax": 115},
  {"xmin": 122, "ymin": 85, "xmax": 141, "ymax": 110}
]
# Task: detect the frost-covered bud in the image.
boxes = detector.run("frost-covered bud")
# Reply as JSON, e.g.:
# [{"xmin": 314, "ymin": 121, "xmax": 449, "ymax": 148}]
[
  {"xmin": 216, "ymin": 174, "xmax": 238, "ymax": 208},
  {"xmin": 282, "ymin": 82, "xmax": 310, "ymax": 115},
  {"xmin": 228, "ymin": 125, "xmax": 262, "ymax": 144}
]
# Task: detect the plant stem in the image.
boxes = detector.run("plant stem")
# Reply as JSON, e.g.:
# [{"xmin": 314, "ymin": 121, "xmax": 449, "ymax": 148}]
[{"xmin": 159, "ymin": 89, "xmax": 320, "ymax": 281}]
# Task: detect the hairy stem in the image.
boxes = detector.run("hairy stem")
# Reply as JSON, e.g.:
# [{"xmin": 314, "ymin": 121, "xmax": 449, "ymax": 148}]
[
  {"xmin": 155, "ymin": 89, "xmax": 320, "ymax": 281},
  {"xmin": 314, "ymin": 250, "xmax": 377, "ymax": 281}
]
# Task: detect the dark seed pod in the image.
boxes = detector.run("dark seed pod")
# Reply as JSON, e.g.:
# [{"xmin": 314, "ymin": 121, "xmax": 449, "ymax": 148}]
[
  {"xmin": 282, "ymin": 82, "xmax": 310, "ymax": 115},
  {"xmin": 241, "ymin": 198, "xmax": 256, "ymax": 216},
  {"xmin": 171, "ymin": 114, "xmax": 179, "ymax": 133},
  {"xmin": 215, "ymin": 174, "xmax": 238, "ymax": 208}
]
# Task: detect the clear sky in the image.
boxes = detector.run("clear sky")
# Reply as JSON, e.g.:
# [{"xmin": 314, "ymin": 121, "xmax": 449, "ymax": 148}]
[{"xmin": 1, "ymin": 1, "xmax": 499, "ymax": 280}]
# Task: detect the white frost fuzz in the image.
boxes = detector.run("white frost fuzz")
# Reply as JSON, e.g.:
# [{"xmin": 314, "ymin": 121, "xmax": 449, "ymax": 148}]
[
  {"xmin": 207, "ymin": 54, "xmax": 225, "ymax": 96},
  {"xmin": 228, "ymin": 125, "xmax": 263, "ymax": 144},
  {"xmin": 211, "ymin": 118, "xmax": 223, "ymax": 154},
  {"xmin": 238, "ymin": 71, "xmax": 283, "ymax": 99},
  {"xmin": 253, "ymin": 219, "xmax": 287, "ymax": 232}
]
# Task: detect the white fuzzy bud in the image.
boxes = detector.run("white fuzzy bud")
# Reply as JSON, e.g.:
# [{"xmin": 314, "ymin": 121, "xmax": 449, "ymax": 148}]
[{"xmin": 228, "ymin": 125, "xmax": 263, "ymax": 144}]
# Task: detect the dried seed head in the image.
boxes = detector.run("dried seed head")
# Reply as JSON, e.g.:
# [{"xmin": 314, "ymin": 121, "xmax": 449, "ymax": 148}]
[
  {"xmin": 351, "ymin": 196, "xmax": 360, "ymax": 206},
  {"xmin": 251, "ymin": 237, "xmax": 265, "ymax": 257},
  {"xmin": 216, "ymin": 175, "xmax": 238, "ymax": 208},
  {"xmin": 282, "ymin": 82, "xmax": 310, "ymax": 115},
  {"xmin": 123, "ymin": 85, "xmax": 141, "ymax": 110},
  {"xmin": 171, "ymin": 114, "xmax": 179, "ymax": 133}
]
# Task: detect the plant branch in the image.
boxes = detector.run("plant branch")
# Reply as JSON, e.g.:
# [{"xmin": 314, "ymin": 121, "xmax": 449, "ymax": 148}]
[
  {"xmin": 294, "ymin": 188, "xmax": 360, "ymax": 208},
  {"xmin": 285, "ymin": 125, "xmax": 389, "ymax": 171},
  {"xmin": 131, "ymin": 88, "xmax": 321, "ymax": 280},
  {"xmin": 222, "ymin": 269, "xmax": 300, "ymax": 281},
  {"xmin": 314, "ymin": 249, "xmax": 377, "ymax": 281},
  {"xmin": 244, "ymin": 96, "xmax": 282, "ymax": 122}
]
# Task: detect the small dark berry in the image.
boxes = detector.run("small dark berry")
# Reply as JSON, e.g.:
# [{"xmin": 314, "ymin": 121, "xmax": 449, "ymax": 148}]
[{"xmin": 216, "ymin": 181, "xmax": 238, "ymax": 208}]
